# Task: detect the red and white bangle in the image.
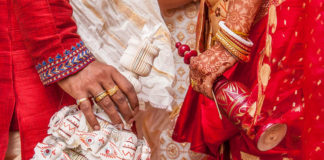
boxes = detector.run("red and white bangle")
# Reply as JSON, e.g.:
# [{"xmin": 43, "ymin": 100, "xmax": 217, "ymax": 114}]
[{"xmin": 219, "ymin": 21, "xmax": 253, "ymax": 47}]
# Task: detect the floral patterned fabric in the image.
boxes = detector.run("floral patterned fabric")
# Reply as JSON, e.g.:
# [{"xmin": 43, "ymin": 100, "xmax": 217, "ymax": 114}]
[{"xmin": 158, "ymin": 2, "xmax": 207, "ymax": 160}]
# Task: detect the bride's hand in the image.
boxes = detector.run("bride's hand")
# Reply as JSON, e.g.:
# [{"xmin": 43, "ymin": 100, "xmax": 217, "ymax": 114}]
[
  {"xmin": 189, "ymin": 43, "xmax": 237, "ymax": 99},
  {"xmin": 57, "ymin": 60, "xmax": 139, "ymax": 130}
]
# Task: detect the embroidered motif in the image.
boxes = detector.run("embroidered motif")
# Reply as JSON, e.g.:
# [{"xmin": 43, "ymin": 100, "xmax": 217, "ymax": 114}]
[{"xmin": 36, "ymin": 41, "xmax": 95, "ymax": 85}]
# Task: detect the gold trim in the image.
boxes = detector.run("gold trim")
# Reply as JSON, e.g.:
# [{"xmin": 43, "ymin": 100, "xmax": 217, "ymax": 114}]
[
  {"xmin": 81, "ymin": 0, "xmax": 127, "ymax": 49},
  {"xmin": 152, "ymin": 66, "xmax": 175, "ymax": 80},
  {"xmin": 154, "ymin": 27, "xmax": 171, "ymax": 43},
  {"xmin": 112, "ymin": 0, "xmax": 146, "ymax": 29},
  {"xmin": 102, "ymin": 23, "xmax": 127, "ymax": 49},
  {"xmin": 229, "ymin": 95, "xmax": 249, "ymax": 116},
  {"xmin": 82, "ymin": 0, "xmax": 104, "ymax": 22}
]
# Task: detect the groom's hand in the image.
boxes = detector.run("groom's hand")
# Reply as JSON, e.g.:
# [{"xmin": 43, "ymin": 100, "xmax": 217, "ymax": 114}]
[{"xmin": 57, "ymin": 60, "xmax": 139, "ymax": 130}]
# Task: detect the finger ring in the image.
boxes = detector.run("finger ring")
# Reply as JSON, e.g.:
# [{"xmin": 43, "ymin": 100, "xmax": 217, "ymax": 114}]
[
  {"xmin": 191, "ymin": 78, "xmax": 198, "ymax": 88},
  {"xmin": 76, "ymin": 98, "xmax": 88, "ymax": 105},
  {"xmin": 108, "ymin": 85, "xmax": 119, "ymax": 96},
  {"xmin": 94, "ymin": 91, "xmax": 109, "ymax": 103},
  {"xmin": 95, "ymin": 90, "xmax": 106, "ymax": 97}
]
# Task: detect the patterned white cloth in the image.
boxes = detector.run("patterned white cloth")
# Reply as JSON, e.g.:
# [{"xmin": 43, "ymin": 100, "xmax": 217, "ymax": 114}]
[
  {"xmin": 71, "ymin": 0, "xmax": 175, "ymax": 110},
  {"xmin": 32, "ymin": 105, "xmax": 151, "ymax": 160},
  {"xmin": 159, "ymin": 2, "xmax": 207, "ymax": 160}
]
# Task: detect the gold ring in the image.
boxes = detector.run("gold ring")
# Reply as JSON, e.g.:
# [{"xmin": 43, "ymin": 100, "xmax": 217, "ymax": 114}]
[
  {"xmin": 94, "ymin": 91, "xmax": 109, "ymax": 103},
  {"xmin": 108, "ymin": 85, "xmax": 119, "ymax": 96},
  {"xmin": 76, "ymin": 98, "xmax": 88, "ymax": 105},
  {"xmin": 191, "ymin": 79, "xmax": 198, "ymax": 88},
  {"xmin": 95, "ymin": 90, "xmax": 106, "ymax": 97}
]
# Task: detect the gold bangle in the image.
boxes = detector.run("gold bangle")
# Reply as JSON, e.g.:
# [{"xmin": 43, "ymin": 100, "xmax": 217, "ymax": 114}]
[
  {"xmin": 215, "ymin": 33, "xmax": 250, "ymax": 62},
  {"xmin": 217, "ymin": 33, "xmax": 249, "ymax": 62},
  {"xmin": 218, "ymin": 31, "xmax": 251, "ymax": 56},
  {"xmin": 233, "ymin": 30, "xmax": 249, "ymax": 37},
  {"xmin": 219, "ymin": 28, "xmax": 252, "ymax": 52}
]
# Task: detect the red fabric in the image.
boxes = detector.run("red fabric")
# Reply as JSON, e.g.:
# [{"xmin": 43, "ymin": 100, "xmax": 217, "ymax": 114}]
[
  {"xmin": 172, "ymin": 86, "xmax": 239, "ymax": 158},
  {"xmin": 0, "ymin": 0, "xmax": 93, "ymax": 159},
  {"xmin": 302, "ymin": 0, "xmax": 324, "ymax": 159},
  {"xmin": 173, "ymin": 0, "xmax": 324, "ymax": 159}
]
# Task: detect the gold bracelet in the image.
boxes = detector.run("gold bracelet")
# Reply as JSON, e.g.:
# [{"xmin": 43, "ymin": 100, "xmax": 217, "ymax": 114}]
[
  {"xmin": 218, "ymin": 31, "xmax": 251, "ymax": 56},
  {"xmin": 215, "ymin": 33, "xmax": 250, "ymax": 62},
  {"xmin": 233, "ymin": 30, "xmax": 249, "ymax": 38},
  {"xmin": 219, "ymin": 28, "xmax": 252, "ymax": 52}
]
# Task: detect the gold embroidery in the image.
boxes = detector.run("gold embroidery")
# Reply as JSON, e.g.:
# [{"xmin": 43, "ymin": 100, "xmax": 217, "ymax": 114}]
[
  {"xmin": 248, "ymin": 102, "xmax": 257, "ymax": 117},
  {"xmin": 169, "ymin": 103, "xmax": 182, "ymax": 119},
  {"xmin": 254, "ymin": 1, "xmax": 277, "ymax": 124},
  {"xmin": 265, "ymin": 35, "xmax": 272, "ymax": 57},
  {"xmin": 154, "ymin": 27, "xmax": 171, "ymax": 43},
  {"xmin": 240, "ymin": 151, "xmax": 260, "ymax": 160},
  {"xmin": 260, "ymin": 64, "xmax": 271, "ymax": 87},
  {"xmin": 102, "ymin": 23, "xmax": 127, "ymax": 49},
  {"xmin": 81, "ymin": 0, "xmax": 127, "ymax": 49},
  {"xmin": 269, "ymin": 4, "xmax": 278, "ymax": 34},
  {"xmin": 112, "ymin": 0, "xmax": 146, "ymax": 29},
  {"xmin": 229, "ymin": 95, "xmax": 249, "ymax": 116},
  {"xmin": 152, "ymin": 66, "xmax": 175, "ymax": 80},
  {"xmin": 82, "ymin": 0, "xmax": 104, "ymax": 22}
]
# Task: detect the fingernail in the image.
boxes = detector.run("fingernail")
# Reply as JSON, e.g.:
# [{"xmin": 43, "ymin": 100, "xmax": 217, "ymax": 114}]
[{"xmin": 94, "ymin": 125, "xmax": 100, "ymax": 130}]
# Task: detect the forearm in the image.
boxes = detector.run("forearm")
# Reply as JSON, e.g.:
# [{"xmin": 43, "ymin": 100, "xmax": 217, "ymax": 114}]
[
  {"xmin": 158, "ymin": 0, "xmax": 193, "ymax": 10},
  {"xmin": 225, "ymin": 0, "xmax": 263, "ymax": 34}
]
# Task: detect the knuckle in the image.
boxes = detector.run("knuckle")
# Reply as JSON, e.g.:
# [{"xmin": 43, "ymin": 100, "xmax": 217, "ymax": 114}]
[
  {"xmin": 105, "ymin": 65, "xmax": 116, "ymax": 73},
  {"xmin": 82, "ymin": 78, "xmax": 93, "ymax": 86},
  {"xmin": 115, "ymin": 94, "xmax": 127, "ymax": 105},
  {"xmin": 125, "ymin": 85, "xmax": 135, "ymax": 93},
  {"xmin": 101, "ymin": 98, "xmax": 114, "ymax": 108},
  {"xmin": 97, "ymin": 69, "xmax": 107, "ymax": 77}
]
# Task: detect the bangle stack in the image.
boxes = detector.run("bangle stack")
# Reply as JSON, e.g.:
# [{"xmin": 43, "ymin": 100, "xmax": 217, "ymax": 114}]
[{"xmin": 215, "ymin": 21, "xmax": 254, "ymax": 62}]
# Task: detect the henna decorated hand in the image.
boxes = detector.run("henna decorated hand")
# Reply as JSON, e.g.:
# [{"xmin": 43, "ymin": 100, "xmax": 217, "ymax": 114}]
[{"xmin": 189, "ymin": 43, "xmax": 237, "ymax": 98}]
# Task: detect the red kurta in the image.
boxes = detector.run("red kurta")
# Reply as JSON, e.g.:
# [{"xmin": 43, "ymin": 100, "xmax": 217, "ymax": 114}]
[{"xmin": 0, "ymin": 0, "xmax": 94, "ymax": 159}]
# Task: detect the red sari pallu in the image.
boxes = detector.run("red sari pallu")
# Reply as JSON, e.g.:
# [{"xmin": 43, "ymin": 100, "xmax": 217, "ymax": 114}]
[
  {"xmin": 173, "ymin": 0, "xmax": 324, "ymax": 159},
  {"xmin": 0, "ymin": 0, "xmax": 94, "ymax": 159}
]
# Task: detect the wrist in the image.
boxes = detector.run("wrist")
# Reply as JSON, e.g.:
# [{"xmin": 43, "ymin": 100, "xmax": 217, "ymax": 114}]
[{"xmin": 36, "ymin": 41, "xmax": 95, "ymax": 85}]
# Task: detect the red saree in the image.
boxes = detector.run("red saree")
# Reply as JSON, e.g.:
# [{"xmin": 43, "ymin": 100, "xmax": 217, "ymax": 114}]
[{"xmin": 173, "ymin": 0, "xmax": 324, "ymax": 159}]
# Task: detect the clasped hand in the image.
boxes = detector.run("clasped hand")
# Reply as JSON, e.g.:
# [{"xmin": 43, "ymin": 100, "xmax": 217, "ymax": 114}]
[
  {"xmin": 189, "ymin": 44, "xmax": 237, "ymax": 98},
  {"xmin": 58, "ymin": 61, "xmax": 139, "ymax": 130}
]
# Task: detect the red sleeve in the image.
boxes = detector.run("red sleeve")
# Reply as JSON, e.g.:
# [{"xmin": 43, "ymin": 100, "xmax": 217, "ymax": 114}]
[{"xmin": 13, "ymin": 0, "xmax": 95, "ymax": 85}]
